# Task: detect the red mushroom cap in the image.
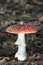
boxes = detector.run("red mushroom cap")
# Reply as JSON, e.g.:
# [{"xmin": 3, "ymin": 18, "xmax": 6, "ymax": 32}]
[{"xmin": 6, "ymin": 23, "xmax": 37, "ymax": 34}]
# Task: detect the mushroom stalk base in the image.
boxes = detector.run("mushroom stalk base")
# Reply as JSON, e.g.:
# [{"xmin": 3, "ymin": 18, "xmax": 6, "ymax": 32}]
[{"xmin": 15, "ymin": 34, "xmax": 27, "ymax": 61}]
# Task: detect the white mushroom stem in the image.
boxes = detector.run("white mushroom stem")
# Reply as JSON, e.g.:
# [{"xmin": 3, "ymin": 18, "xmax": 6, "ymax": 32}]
[{"xmin": 15, "ymin": 34, "xmax": 27, "ymax": 61}]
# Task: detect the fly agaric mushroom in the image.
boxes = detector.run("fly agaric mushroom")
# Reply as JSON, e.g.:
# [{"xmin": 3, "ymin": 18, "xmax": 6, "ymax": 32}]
[{"xmin": 6, "ymin": 23, "xmax": 37, "ymax": 61}]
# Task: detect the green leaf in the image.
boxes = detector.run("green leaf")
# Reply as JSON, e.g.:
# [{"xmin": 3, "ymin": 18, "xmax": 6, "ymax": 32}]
[{"xmin": 11, "ymin": 16, "xmax": 19, "ymax": 21}]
